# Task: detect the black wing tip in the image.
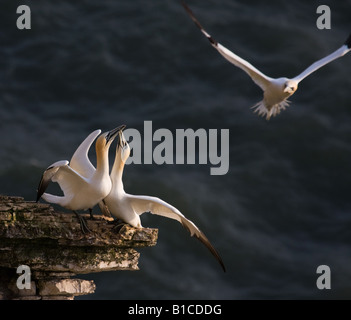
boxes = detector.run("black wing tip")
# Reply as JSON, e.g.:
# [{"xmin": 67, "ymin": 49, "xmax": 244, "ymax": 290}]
[
  {"xmin": 35, "ymin": 174, "xmax": 48, "ymax": 203},
  {"xmin": 36, "ymin": 186, "xmax": 44, "ymax": 202},
  {"xmin": 181, "ymin": 220, "xmax": 226, "ymax": 272},
  {"xmin": 181, "ymin": 1, "xmax": 218, "ymax": 47},
  {"xmin": 36, "ymin": 185, "xmax": 44, "ymax": 203},
  {"xmin": 209, "ymin": 244, "xmax": 226, "ymax": 272},
  {"xmin": 181, "ymin": 1, "xmax": 191, "ymax": 12},
  {"xmin": 345, "ymin": 33, "xmax": 351, "ymax": 48},
  {"xmin": 216, "ymin": 251, "xmax": 226, "ymax": 272},
  {"xmin": 36, "ymin": 182, "xmax": 42, "ymax": 202},
  {"xmin": 181, "ymin": 1, "xmax": 202, "ymax": 30},
  {"xmin": 194, "ymin": 232, "xmax": 226, "ymax": 272},
  {"xmin": 207, "ymin": 36, "xmax": 218, "ymax": 47},
  {"xmin": 218, "ymin": 257, "xmax": 226, "ymax": 272}
]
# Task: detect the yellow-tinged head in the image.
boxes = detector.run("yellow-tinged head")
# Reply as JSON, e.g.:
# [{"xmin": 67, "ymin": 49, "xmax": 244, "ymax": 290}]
[
  {"xmin": 283, "ymin": 80, "xmax": 298, "ymax": 95},
  {"xmin": 95, "ymin": 124, "xmax": 126, "ymax": 153},
  {"xmin": 116, "ymin": 128, "xmax": 130, "ymax": 164}
]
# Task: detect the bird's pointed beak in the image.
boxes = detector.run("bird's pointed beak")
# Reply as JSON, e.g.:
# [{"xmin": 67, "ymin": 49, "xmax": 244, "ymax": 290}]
[
  {"xmin": 116, "ymin": 125, "xmax": 127, "ymax": 149},
  {"xmin": 283, "ymin": 86, "xmax": 294, "ymax": 93},
  {"xmin": 106, "ymin": 124, "xmax": 126, "ymax": 144}
]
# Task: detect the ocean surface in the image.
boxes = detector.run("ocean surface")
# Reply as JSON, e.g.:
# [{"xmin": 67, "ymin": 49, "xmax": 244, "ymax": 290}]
[{"xmin": 1, "ymin": 0, "xmax": 351, "ymax": 299}]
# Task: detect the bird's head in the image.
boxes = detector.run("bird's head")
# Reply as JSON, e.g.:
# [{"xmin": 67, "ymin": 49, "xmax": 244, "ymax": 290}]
[
  {"xmin": 96, "ymin": 124, "xmax": 126, "ymax": 152},
  {"xmin": 283, "ymin": 80, "xmax": 298, "ymax": 95},
  {"xmin": 116, "ymin": 126, "xmax": 130, "ymax": 164}
]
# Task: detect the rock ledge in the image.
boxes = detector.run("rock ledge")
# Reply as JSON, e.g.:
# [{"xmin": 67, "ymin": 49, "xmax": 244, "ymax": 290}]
[{"xmin": 0, "ymin": 195, "xmax": 158, "ymax": 300}]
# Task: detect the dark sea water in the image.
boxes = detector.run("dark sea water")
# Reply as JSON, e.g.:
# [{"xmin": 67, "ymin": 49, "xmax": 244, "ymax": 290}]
[{"xmin": 1, "ymin": 0, "xmax": 351, "ymax": 299}]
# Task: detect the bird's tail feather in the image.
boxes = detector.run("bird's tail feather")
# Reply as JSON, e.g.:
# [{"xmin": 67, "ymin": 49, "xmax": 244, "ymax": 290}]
[
  {"xmin": 251, "ymin": 100, "xmax": 290, "ymax": 120},
  {"xmin": 41, "ymin": 193, "xmax": 65, "ymax": 205}
]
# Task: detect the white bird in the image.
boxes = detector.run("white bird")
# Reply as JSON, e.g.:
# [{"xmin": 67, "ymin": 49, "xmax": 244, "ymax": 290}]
[
  {"xmin": 69, "ymin": 127, "xmax": 126, "ymax": 219},
  {"xmin": 101, "ymin": 128, "xmax": 226, "ymax": 272},
  {"xmin": 182, "ymin": 2, "xmax": 351, "ymax": 120},
  {"xmin": 36, "ymin": 125, "xmax": 124, "ymax": 233}
]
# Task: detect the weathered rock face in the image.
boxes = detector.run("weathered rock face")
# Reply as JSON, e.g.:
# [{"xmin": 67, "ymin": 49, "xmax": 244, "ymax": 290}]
[
  {"xmin": 0, "ymin": 195, "xmax": 158, "ymax": 300},
  {"xmin": 38, "ymin": 279, "xmax": 96, "ymax": 299}
]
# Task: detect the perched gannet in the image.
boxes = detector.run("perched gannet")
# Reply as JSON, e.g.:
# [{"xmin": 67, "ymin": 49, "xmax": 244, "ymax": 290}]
[
  {"xmin": 36, "ymin": 125, "xmax": 124, "ymax": 233},
  {"xmin": 102, "ymin": 128, "xmax": 226, "ymax": 272},
  {"xmin": 182, "ymin": 2, "xmax": 351, "ymax": 120},
  {"xmin": 69, "ymin": 127, "xmax": 126, "ymax": 219}
]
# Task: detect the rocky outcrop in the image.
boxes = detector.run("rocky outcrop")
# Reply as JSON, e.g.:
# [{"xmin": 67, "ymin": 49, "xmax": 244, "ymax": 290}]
[{"xmin": 0, "ymin": 195, "xmax": 158, "ymax": 300}]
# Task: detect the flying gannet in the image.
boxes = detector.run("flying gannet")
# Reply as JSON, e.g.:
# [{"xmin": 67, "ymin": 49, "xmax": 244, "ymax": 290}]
[
  {"xmin": 36, "ymin": 125, "xmax": 125, "ymax": 233},
  {"xmin": 101, "ymin": 128, "xmax": 226, "ymax": 272},
  {"xmin": 182, "ymin": 2, "xmax": 351, "ymax": 120}
]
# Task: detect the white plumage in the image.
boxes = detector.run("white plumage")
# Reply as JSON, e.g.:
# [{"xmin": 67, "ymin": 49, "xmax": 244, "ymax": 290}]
[
  {"xmin": 183, "ymin": 2, "xmax": 351, "ymax": 119},
  {"xmin": 36, "ymin": 126, "xmax": 124, "ymax": 232},
  {"xmin": 102, "ymin": 129, "xmax": 226, "ymax": 271}
]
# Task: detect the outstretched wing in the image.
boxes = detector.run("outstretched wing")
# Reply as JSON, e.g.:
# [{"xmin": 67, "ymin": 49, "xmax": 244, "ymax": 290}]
[
  {"xmin": 182, "ymin": 1, "xmax": 272, "ymax": 91},
  {"xmin": 70, "ymin": 129, "xmax": 101, "ymax": 179},
  {"xmin": 50, "ymin": 165, "xmax": 89, "ymax": 198},
  {"xmin": 36, "ymin": 160, "xmax": 69, "ymax": 202},
  {"xmin": 36, "ymin": 160, "xmax": 88, "ymax": 203},
  {"xmin": 293, "ymin": 33, "xmax": 351, "ymax": 83},
  {"xmin": 127, "ymin": 194, "xmax": 226, "ymax": 272}
]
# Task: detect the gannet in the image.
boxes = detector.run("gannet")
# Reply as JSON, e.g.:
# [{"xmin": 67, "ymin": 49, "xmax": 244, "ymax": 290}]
[
  {"xmin": 36, "ymin": 125, "xmax": 124, "ymax": 233},
  {"xmin": 101, "ymin": 128, "xmax": 226, "ymax": 272},
  {"xmin": 182, "ymin": 2, "xmax": 351, "ymax": 120},
  {"xmin": 69, "ymin": 127, "xmax": 126, "ymax": 219}
]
